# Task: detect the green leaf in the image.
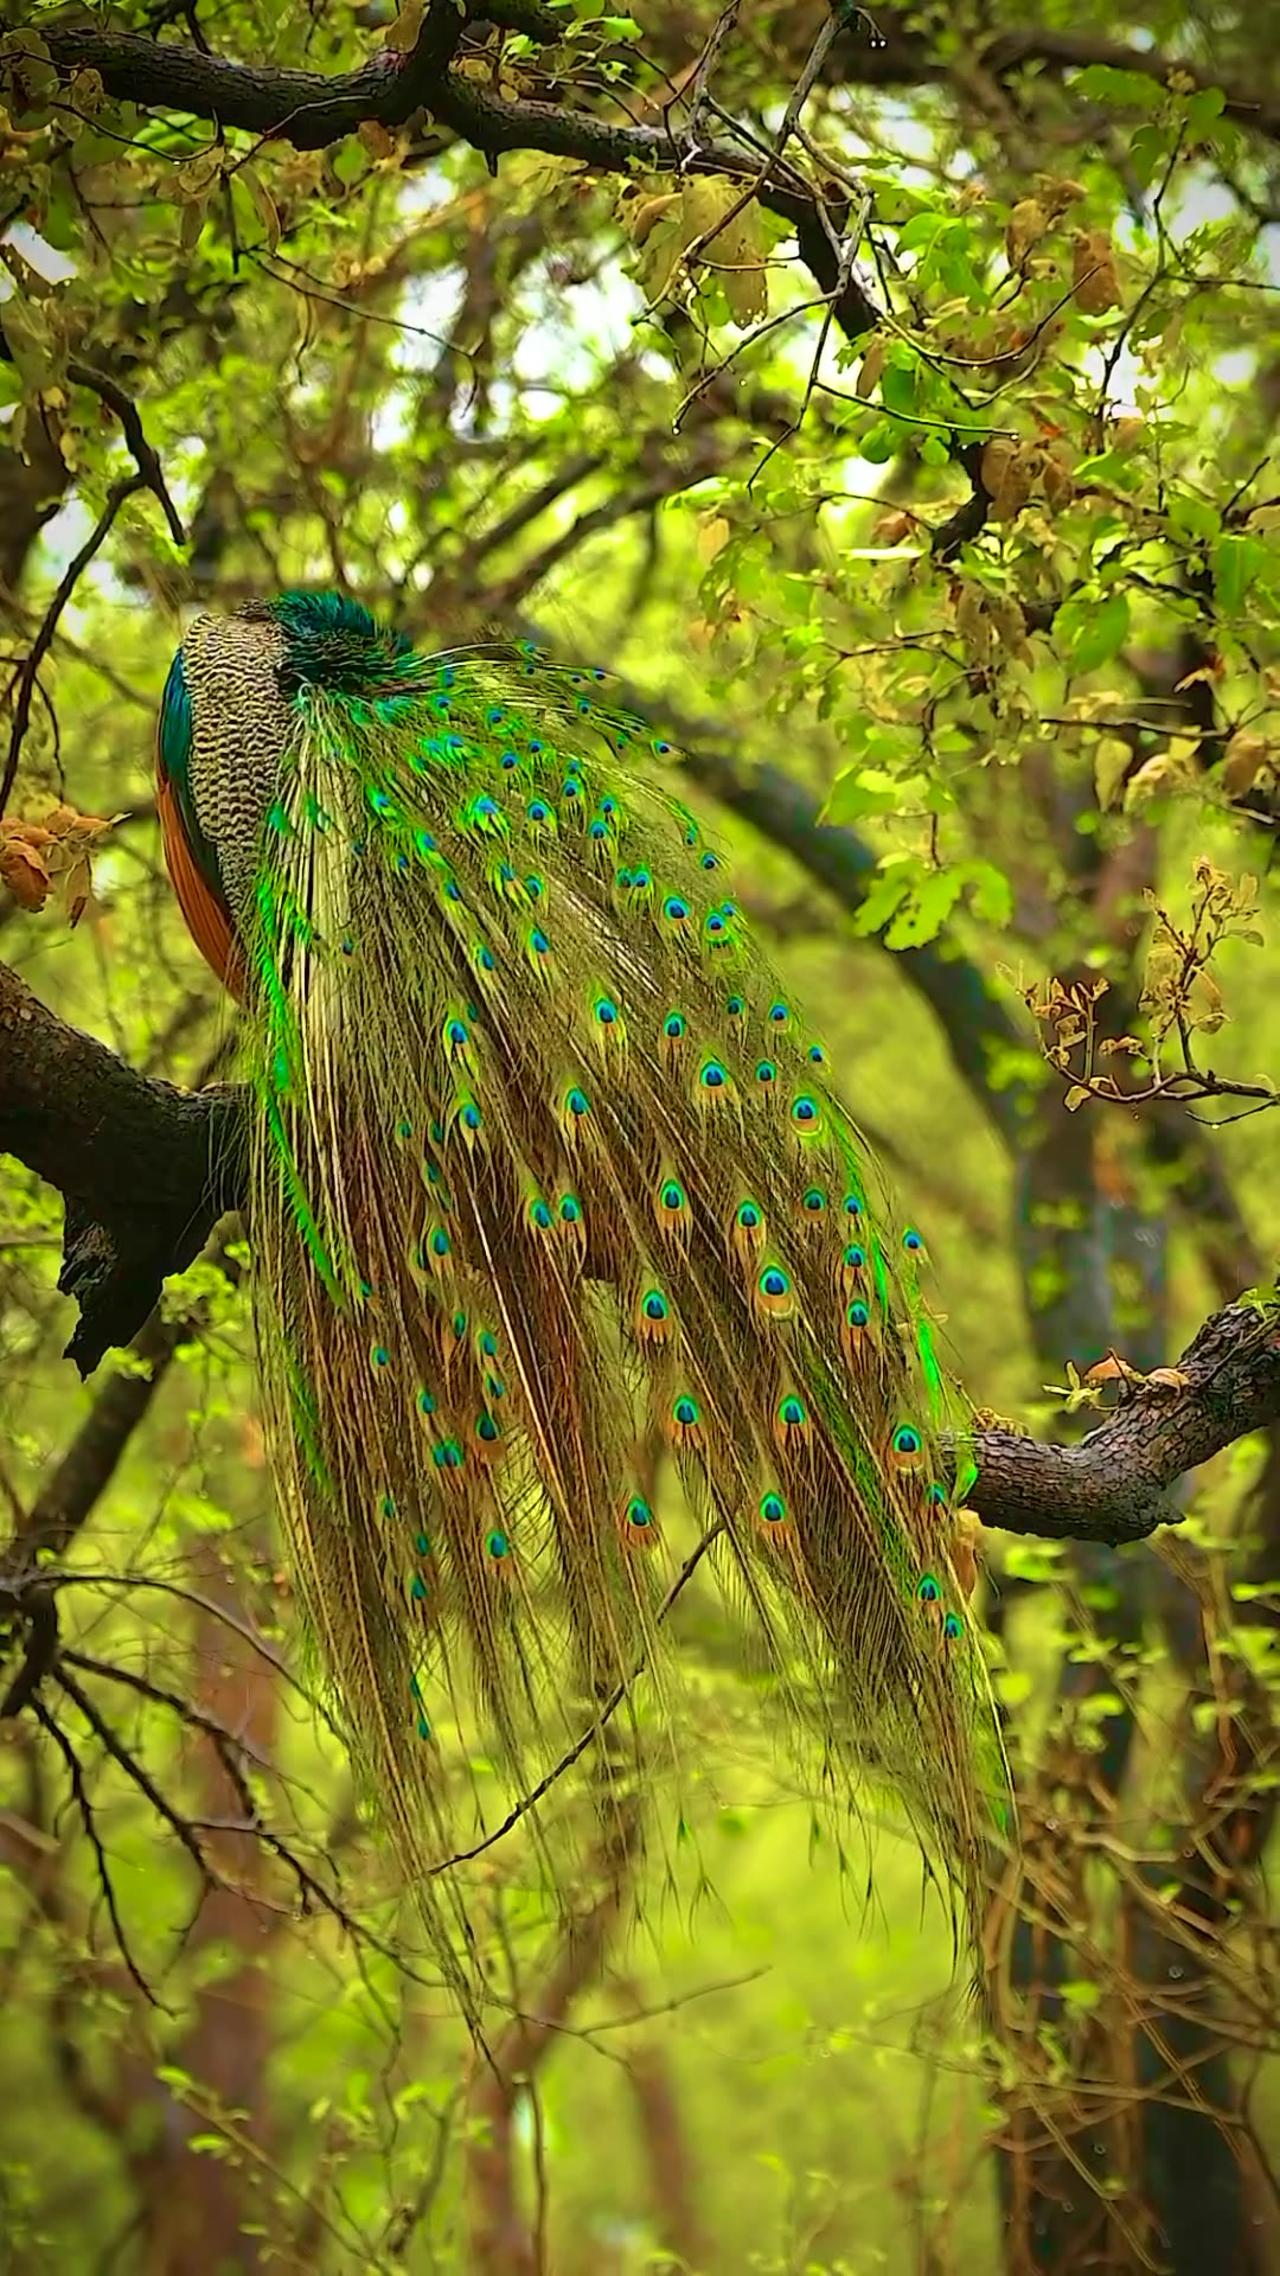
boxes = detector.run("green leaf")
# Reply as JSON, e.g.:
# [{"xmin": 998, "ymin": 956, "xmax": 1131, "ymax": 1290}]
[
  {"xmin": 1055, "ymin": 590, "xmax": 1131, "ymax": 673},
  {"xmin": 1212, "ymin": 532, "xmax": 1266, "ymax": 613},
  {"xmin": 1184, "ymin": 85, "xmax": 1227, "ymax": 139},
  {"xmin": 1168, "ymin": 492, "xmax": 1220, "ymax": 543},
  {"xmin": 1059, "ymin": 1980, "xmax": 1101, "ymax": 2011},
  {"xmin": 1072, "ymin": 65, "xmax": 1163, "ymax": 114}
]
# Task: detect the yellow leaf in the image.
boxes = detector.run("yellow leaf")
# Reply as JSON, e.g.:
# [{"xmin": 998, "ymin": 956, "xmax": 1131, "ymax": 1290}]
[
  {"xmin": 1094, "ymin": 735, "xmax": 1132, "ymax": 811},
  {"xmin": 856, "ymin": 336, "xmax": 885, "ymax": 400},
  {"xmin": 1222, "ymin": 729, "xmax": 1268, "ymax": 796},
  {"xmin": 1073, "ymin": 229, "xmax": 1121, "ymax": 314},
  {"xmin": 358, "ymin": 119, "xmax": 397, "ymax": 162},
  {"xmin": 1187, "ymin": 968, "xmax": 1227, "ymax": 1034},
  {"xmin": 383, "ymin": 0, "xmax": 425, "ymax": 50},
  {"xmin": 1005, "ymin": 198, "xmax": 1048, "ymax": 264},
  {"xmin": 1063, "ymin": 1084, "xmax": 1091, "ymax": 1111},
  {"xmin": 697, "ymin": 515, "xmax": 730, "ymax": 563}
]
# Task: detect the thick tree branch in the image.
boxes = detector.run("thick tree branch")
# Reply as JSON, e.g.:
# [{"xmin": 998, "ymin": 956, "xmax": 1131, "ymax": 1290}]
[
  {"xmin": 0, "ymin": 961, "xmax": 243, "ymax": 1372},
  {"xmin": 963, "ymin": 1302, "xmax": 1280, "ymax": 1545},
  {"xmin": 3, "ymin": 963, "xmax": 1276, "ymax": 1546},
  {"xmin": 28, "ymin": 19, "xmax": 881, "ymax": 336}
]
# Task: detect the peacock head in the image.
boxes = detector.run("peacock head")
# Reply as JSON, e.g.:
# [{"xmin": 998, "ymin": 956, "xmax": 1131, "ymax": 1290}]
[{"xmin": 246, "ymin": 590, "xmax": 415, "ymax": 695}]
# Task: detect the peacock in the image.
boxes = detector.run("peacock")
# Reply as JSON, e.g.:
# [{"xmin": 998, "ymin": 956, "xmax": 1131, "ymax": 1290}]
[{"xmin": 155, "ymin": 589, "xmax": 1005, "ymax": 2009}]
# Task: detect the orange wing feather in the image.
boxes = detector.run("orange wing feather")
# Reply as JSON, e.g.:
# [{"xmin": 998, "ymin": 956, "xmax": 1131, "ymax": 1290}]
[{"xmin": 157, "ymin": 770, "xmax": 246, "ymax": 1003}]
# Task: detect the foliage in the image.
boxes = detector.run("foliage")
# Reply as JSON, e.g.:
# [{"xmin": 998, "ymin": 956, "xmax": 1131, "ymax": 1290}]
[{"xmin": 1, "ymin": 2, "xmax": 1279, "ymax": 2270}]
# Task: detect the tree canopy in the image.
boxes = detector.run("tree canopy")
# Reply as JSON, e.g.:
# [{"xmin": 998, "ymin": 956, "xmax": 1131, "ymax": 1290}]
[{"xmin": 1, "ymin": 4, "xmax": 1278, "ymax": 2271}]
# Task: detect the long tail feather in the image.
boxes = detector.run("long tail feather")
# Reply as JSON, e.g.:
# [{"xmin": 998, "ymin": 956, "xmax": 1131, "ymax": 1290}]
[{"xmin": 171, "ymin": 601, "xmax": 1009, "ymax": 2014}]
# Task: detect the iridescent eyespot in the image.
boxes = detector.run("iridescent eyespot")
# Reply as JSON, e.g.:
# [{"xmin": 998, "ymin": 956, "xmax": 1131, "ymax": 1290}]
[
  {"xmin": 370, "ymin": 1343, "xmax": 390, "ymax": 1369},
  {"xmin": 486, "ymin": 1527, "xmax": 510, "ymax": 1558},
  {"xmin": 706, "ymin": 914, "xmax": 726, "ymax": 936},
  {"xmin": 433, "ymin": 1439, "xmax": 464, "ymax": 1470},
  {"xmin": 459, "ymin": 1103, "xmax": 481, "ymax": 1132},
  {"xmin": 416, "ymin": 1387, "xmax": 436, "ymax": 1416},
  {"xmin": 479, "ymin": 1330, "xmax": 499, "ymax": 1357},
  {"xmin": 778, "ymin": 1394, "xmax": 807, "ymax": 1428},
  {"xmin": 527, "ymin": 799, "xmax": 551, "ymax": 822},
  {"xmin": 663, "ymin": 895, "xmax": 689, "ymax": 922},
  {"xmin": 726, "ymin": 994, "xmax": 745, "ymax": 1017},
  {"xmin": 943, "ymin": 1612, "xmax": 964, "ymax": 1640},
  {"xmin": 917, "ymin": 1573, "xmax": 941, "ymax": 1604},
  {"xmin": 474, "ymin": 794, "xmax": 499, "ymax": 820},
  {"xmin": 756, "ymin": 1060, "xmax": 776, "ymax": 1083},
  {"xmin": 476, "ymin": 1413, "xmax": 499, "ymax": 1443},
  {"xmin": 843, "ymin": 1194, "xmax": 863, "ymax": 1217},
  {"xmin": 530, "ymin": 1198, "xmax": 553, "ymax": 1229},
  {"xmin": 847, "ymin": 1301, "xmax": 870, "ymax": 1328},
  {"xmin": 625, "ymin": 1496, "xmax": 653, "ymax": 1528},
  {"xmin": 903, "ymin": 1228, "xmax": 924, "ymax": 1254},
  {"xmin": 600, "ymin": 797, "xmax": 617, "ymax": 817},
  {"xmin": 566, "ymin": 1086, "xmax": 590, "ymax": 1117},
  {"xmin": 673, "ymin": 1395, "xmax": 699, "ymax": 1427},
  {"xmin": 661, "ymin": 1180, "xmax": 686, "ymax": 1211},
  {"xmin": 500, "ymin": 749, "xmax": 520, "ymax": 770},
  {"xmin": 802, "ymin": 1187, "xmax": 826, "ymax": 1213},
  {"xmin": 700, "ymin": 1059, "xmax": 727, "ymax": 1090},
  {"xmin": 630, "ymin": 867, "xmax": 652, "ymax": 890},
  {"xmin": 562, "ymin": 777, "xmax": 581, "ymax": 798},
  {"xmin": 791, "ymin": 1096, "xmax": 819, "ymax": 1126},
  {"xmin": 652, "ymin": 738, "xmax": 673, "ymax": 756},
  {"xmin": 430, "ymin": 1228, "xmax": 450, "ymax": 1258},
  {"xmin": 760, "ymin": 1268, "xmax": 789, "ymax": 1298},
  {"xmin": 769, "ymin": 1002, "xmax": 788, "ymax": 1024},
  {"xmin": 595, "ymin": 996, "xmax": 619, "ymax": 1024},
  {"xmin": 925, "ymin": 1482, "xmax": 947, "ymax": 1507},
  {"xmin": 447, "ymin": 1018, "xmax": 468, "ymax": 1045},
  {"xmin": 664, "ymin": 1012, "xmax": 686, "ymax": 1039},
  {"xmin": 589, "ymin": 820, "xmax": 608, "ymax": 840},
  {"xmin": 737, "ymin": 1200, "xmax": 761, "ymax": 1228},
  {"xmin": 893, "ymin": 1425, "xmax": 922, "ymax": 1457},
  {"xmin": 559, "ymin": 1194, "xmax": 582, "ymax": 1224},
  {"xmin": 530, "ymin": 927, "xmax": 550, "ymax": 955},
  {"xmin": 759, "ymin": 1491, "xmax": 786, "ymax": 1524},
  {"xmin": 643, "ymin": 1290, "xmax": 669, "ymax": 1321}
]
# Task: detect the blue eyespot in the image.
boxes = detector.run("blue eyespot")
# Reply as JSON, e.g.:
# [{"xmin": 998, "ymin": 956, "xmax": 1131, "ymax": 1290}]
[{"xmin": 917, "ymin": 1573, "xmax": 941, "ymax": 1604}]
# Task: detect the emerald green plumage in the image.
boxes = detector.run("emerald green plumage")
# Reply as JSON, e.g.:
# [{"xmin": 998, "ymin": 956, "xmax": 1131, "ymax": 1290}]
[{"xmin": 165, "ymin": 592, "xmax": 1006, "ymax": 2016}]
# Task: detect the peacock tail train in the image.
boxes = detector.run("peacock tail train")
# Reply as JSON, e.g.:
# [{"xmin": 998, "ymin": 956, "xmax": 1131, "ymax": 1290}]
[{"xmin": 156, "ymin": 591, "xmax": 1008, "ymax": 2010}]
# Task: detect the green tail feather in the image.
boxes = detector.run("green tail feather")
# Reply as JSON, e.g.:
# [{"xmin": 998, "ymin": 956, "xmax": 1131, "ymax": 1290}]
[{"xmin": 176, "ymin": 596, "xmax": 1009, "ymax": 2008}]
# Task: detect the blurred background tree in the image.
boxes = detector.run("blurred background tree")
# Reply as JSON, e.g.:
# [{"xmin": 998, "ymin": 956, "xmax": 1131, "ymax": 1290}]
[{"xmin": 0, "ymin": 3, "xmax": 1278, "ymax": 2270}]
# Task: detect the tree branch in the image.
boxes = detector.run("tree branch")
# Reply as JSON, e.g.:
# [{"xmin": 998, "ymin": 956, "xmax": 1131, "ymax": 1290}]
[
  {"xmin": 3, "ymin": 963, "xmax": 1276, "ymax": 1547},
  {"xmin": 0, "ymin": 960, "xmax": 243, "ymax": 1372},
  {"xmin": 963, "ymin": 1302, "xmax": 1280, "ymax": 1545}
]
